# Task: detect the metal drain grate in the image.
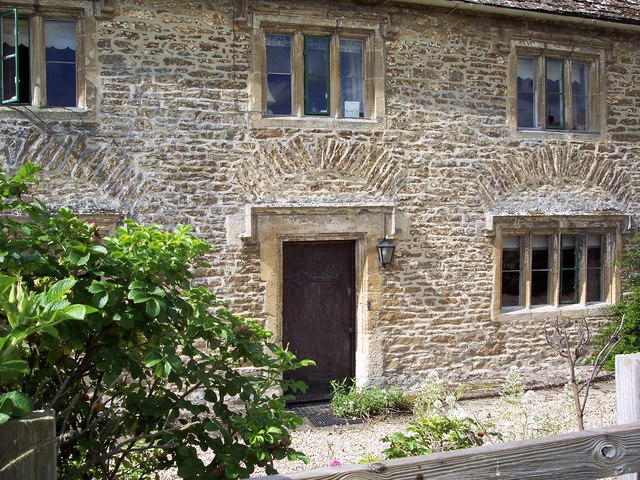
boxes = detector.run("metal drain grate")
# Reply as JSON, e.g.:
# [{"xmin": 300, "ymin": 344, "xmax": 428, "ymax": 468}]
[
  {"xmin": 305, "ymin": 413, "xmax": 362, "ymax": 427},
  {"xmin": 288, "ymin": 402, "xmax": 363, "ymax": 427}
]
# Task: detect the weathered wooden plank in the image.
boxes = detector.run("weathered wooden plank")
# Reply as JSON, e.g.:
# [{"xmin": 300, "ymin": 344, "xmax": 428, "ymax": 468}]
[
  {"xmin": 0, "ymin": 410, "xmax": 56, "ymax": 480},
  {"xmin": 253, "ymin": 422, "xmax": 640, "ymax": 480},
  {"xmin": 617, "ymin": 353, "xmax": 640, "ymax": 480}
]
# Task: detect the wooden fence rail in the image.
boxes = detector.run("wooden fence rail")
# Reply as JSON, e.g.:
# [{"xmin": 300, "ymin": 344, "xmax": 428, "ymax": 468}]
[{"xmin": 252, "ymin": 422, "xmax": 640, "ymax": 480}]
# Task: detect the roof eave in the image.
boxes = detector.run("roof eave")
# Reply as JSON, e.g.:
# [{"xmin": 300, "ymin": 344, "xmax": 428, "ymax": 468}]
[{"xmin": 395, "ymin": 0, "xmax": 640, "ymax": 32}]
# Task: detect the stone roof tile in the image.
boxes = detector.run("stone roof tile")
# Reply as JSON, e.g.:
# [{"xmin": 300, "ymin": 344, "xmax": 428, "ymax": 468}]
[{"xmin": 449, "ymin": 0, "xmax": 640, "ymax": 25}]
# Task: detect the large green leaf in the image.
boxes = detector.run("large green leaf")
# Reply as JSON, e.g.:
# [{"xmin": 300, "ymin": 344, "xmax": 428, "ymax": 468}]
[
  {"xmin": 56, "ymin": 304, "xmax": 89, "ymax": 321},
  {"xmin": 44, "ymin": 278, "xmax": 77, "ymax": 304},
  {"xmin": 0, "ymin": 275, "xmax": 18, "ymax": 294},
  {"xmin": 0, "ymin": 391, "xmax": 32, "ymax": 423},
  {"xmin": 0, "ymin": 359, "xmax": 29, "ymax": 375}
]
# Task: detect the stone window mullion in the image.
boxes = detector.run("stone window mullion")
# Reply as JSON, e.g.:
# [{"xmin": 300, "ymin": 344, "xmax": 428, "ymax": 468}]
[
  {"xmin": 550, "ymin": 229, "xmax": 560, "ymax": 306},
  {"xmin": 329, "ymin": 34, "xmax": 339, "ymax": 118},
  {"xmin": 292, "ymin": 30, "xmax": 304, "ymax": 117},
  {"xmin": 578, "ymin": 231, "xmax": 588, "ymax": 304},
  {"xmin": 523, "ymin": 233, "xmax": 532, "ymax": 308},
  {"xmin": 31, "ymin": 13, "xmax": 44, "ymax": 107},
  {"xmin": 565, "ymin": 59, "xmax": 574, "ymax": 131},
  {"xmin": 535, "ymin": 55, "xmax": 545, "ymax": 129}
]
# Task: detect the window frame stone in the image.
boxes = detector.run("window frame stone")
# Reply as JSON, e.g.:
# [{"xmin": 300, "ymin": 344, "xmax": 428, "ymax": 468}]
[
  {"xmin": 507, "ymin": 33, "xmax": 607, "ymax": 140},
  {"xmin": 489, "ymin": 214, "xmax": 627, "ymax": 321},
  {"xmin": 248, "ymin": 10, "xmax": 387, "ymax": 130},
  {"xmin": 0, "ymin": 0, "xmax": 99, "ymax": 120}
]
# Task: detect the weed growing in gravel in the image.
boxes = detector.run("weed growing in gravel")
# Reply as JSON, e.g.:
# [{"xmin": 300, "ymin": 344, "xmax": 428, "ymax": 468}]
[
  {"xmin": 495, "ymin": 366, "xmax": 576, "ymax": 441},
  {"xmin": 330, "ymin": 380, "xmax": 411, "ymax": 419},
  {"xmin": 378, "ymin": 371, "xmax": 500, "ymax": 459}
]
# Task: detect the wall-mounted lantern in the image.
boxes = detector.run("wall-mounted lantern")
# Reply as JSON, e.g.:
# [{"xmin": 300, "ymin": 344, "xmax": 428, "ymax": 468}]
[{"xmin": 377, "ymin": 238, "xmax": 396, "ymax": 268}]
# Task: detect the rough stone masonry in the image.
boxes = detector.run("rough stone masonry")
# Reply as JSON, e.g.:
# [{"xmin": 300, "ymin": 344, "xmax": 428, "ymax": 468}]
[{"xmin": 1, "ymin": 0, "xmax": 639, "ymax": 394}]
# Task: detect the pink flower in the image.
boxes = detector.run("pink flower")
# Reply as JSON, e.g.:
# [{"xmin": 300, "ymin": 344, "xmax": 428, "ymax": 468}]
[{"xmin": 329, "ymin": 459, "xmax": 342, "ymax": 467}]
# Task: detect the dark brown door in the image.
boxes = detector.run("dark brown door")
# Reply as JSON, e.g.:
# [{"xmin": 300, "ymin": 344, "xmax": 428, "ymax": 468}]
[{"xmin": 283, "ymin": 241, "xmax": 355, "ymax": 402}]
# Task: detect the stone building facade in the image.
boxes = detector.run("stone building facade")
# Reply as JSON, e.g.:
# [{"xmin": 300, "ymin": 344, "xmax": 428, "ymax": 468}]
[{"xmin": 1, "ymin": 0, "xmax": 639, "ymax": 395}]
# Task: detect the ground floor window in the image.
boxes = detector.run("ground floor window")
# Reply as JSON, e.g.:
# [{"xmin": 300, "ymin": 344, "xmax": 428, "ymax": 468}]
[{"xmin": 493, "ymin": 216, "xmax": 624, "ymax": 312}]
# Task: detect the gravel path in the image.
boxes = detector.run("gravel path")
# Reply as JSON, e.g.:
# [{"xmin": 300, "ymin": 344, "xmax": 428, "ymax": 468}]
[{"xmin": 257, "ymin": 379, "xmax": 618, "ymax": 476}]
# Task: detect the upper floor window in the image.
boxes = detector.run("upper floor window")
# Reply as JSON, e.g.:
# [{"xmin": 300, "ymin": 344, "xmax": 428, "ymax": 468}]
[
  {"xmin": 265, "ymin": 31, "xmax": 367, "ymax": 119},
  {"xmin": 249, "ymin": 12, "xmax": 385, "ymax": 128},
  {"xmin": 1, "ymin": 7, "xmax": 85, "ymax": 108},
  {"xmin": 507, "ymin": 33, "xmax": 606, "ymax": 137},
  {"xmin": 516, "ymin": 55, "xmax": 595, "ymax": 132}
]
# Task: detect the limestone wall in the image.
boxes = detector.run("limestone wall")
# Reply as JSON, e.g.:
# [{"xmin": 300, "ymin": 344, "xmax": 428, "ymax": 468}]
[{"xmin": 1, "ymin": 0, "xmax": 639, "ymax": 392}]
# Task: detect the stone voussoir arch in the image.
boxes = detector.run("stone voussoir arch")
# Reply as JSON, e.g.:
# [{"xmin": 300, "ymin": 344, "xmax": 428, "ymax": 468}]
[
  {"xmin": 477, "ymin": 143, "xmax": 632, "ymax": 212},
  {"xmin": 1, "ymin": 127, "xmax": 149, "ymax": 216}
]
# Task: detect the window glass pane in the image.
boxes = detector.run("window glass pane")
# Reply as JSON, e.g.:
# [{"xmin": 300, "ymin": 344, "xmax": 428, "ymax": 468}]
[
  {"xmin": 546, "ymin": 58, "xmax": 564, "ymax": 129},
  {"xmin": 502, "ymin": 236, "xmax": 521, "ymax": 307},
  {"xmin": 517, "ymin": 56, "xmax": 535, "ymax": 128},
  {"xmin": 340, "ymin": 39, "xmax": 364, "ymax": 118},
  {"xmin": 531, "ymin": 235, "xmax": 549, "ymax": 305},
  {"xmin": 266, "ymin": 34, "xmax": 292, "ymax": 116},
  {"xmin": 45, "ymin": 19, "xmax": 76, "ymax": 107},
  {"xmin": 572, "ymin": 62, "xmax": 589, "ymax": 131},
  {"xmin": 587, "ymin": 234, "xmax": 603, "ymax": 302},
  {"xmin": 2, "ymin": 14, "xmax": 29, "ymax": 104},
  {"xmin": 560, "ymin": 234, "xmax": 578, "ymax": 304},
  {"xmin": 304, "ymin": 36, "xmax": 329, "ymax": 115}
]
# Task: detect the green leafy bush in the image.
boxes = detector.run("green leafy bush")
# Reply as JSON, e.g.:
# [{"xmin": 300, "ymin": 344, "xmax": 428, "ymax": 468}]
[
  {"xmin": 0, "ymin": 163, "xmax": 312, "ymax": 479},
  {"xmin": 382, "ymin": 416, "xmax": 486, "ymax": 458},
  {"xmin": 330, "ymin": 380, "xmax": 410, "ymax": 419},
  {"xmin": 595, "ymin": 234, "xmax": 640, "ymax": 368},
  {"xmin": 375, "ymin": 371, "xmax": 498, "ymax": 460}
]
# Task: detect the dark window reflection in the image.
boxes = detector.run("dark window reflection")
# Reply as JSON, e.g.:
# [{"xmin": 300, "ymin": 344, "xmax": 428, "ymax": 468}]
[
  {"xmin": 2, "ymin": 16, "xmax": 30, "ymax": 103},
  {"xmin": 546, "ymin": 58, "xmax": 564, "ymax": 129},
  {"xmin": 517, "ymin": 57, "xmax": 535, "ymax": 128},
  {"xmin": 531, "ymin": 236, "xmax": 549, "ymax": 306},
  {"xmin": 45, "ymin": 19, "xmax": 76, "ymax": 107},
  {"xmin": 266, "ymin": 34, "xmax": 292, "ymax": 116},
  {"xmin": 560, "ymin": 234, "xmax": 578, "ymax": 304},
  {"xmin": 572, "ymin": 62, "xmax": 588, "ymax": 131},
  {"xmin": 304, "ymin": 36, "xmax": 329, "ymax": 115},
  {"xmin": 587, "ymin": 234, "xmax": 603, "ymax": 302},
  {"xmin": 502, "ymin": 236, "xmax": 521, "ymax": 307}
]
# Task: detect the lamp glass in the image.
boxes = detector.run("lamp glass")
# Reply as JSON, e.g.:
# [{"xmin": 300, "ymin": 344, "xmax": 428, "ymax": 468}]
[{"xmin": 377, "ymin": 239, "xmax": 396, "ymax": 267}]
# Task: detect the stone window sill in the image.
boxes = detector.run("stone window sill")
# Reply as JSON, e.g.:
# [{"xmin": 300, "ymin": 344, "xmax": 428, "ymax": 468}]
[
  {"xmin": 0, "ymin": 106, "xmax": 95, "ymax": 123},
  {"xmin": 249, "ymin": 114, "xmax": 386, "ymax": 131},
  {"xmin": 511, "ymin": 128, "xmax": 603, "ymax": 141},
  {"xmin": 500, "ymin": 302, "xmax": 610, "ymax": 322}
]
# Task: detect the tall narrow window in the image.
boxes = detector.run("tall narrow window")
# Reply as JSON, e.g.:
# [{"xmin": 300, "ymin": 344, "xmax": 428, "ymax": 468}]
[
  {"xmin": 560, "ymin": 234, "xmax": 578, "ymax": 304},
  {"xmin": 265, "ymin": 33, "xmax": 292, "ymax": 116},
  {"xmin": 44, "ymin": 19, "xmax": 76, "ymax": 107},
  {"xmin": 502, "ymin": 236, "xmax": 521, "ymax": 307},
  {"xmin": 339, "ymin": 38, "xmax": 364, "ymax": 118},
  {"xmin": 572, "ymin": 62, "xmax": 589, "ymax": 131},
  {"xmin": 587, "ymin": 234, "xmax": 603, "ymax": 303},
  {"xmin": 531, "ymin": 235, "xmax": 550, "ymax": 305},
  {"xmin": 2, "ymin": 10, "xmax": 29, "ymax": 104},
  {"xmin": 517, "ymin": 56, "xmax": 536, "ymax": 128},
  {"xmin": 304, "ymin": 36, "xmax": 329, "ymax": 115},
  {"xmin": 546, "ymin": 58, "xmax": 564, "ymax": 129}
]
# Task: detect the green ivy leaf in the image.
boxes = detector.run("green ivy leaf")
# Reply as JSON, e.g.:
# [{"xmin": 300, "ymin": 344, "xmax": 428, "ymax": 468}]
[
  {"xmin": 69, "ymin": 250, "xmax": 91, "ymax": 266},
  {"xmin": 0, "ymin": 359, "xmax": 29, "ymax": 376},
  {"xmin": 146, "ymin": 298, "xmax": 161, "ymax": 317}
]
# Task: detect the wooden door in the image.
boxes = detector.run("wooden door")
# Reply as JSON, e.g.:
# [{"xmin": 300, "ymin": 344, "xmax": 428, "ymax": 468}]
[{"xmin": 283, "ymin": 241, "xmax": 355, "ymax": 402}]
